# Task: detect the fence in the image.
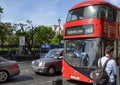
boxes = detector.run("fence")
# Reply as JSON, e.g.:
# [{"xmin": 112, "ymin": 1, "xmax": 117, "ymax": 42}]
[
  {"xmin": 0, "ymin": 45, "xmax": 40, "ymax": 55},
  {"xmin": 0, "ymin": 45, "xmax": 40, "ymax": 61}
]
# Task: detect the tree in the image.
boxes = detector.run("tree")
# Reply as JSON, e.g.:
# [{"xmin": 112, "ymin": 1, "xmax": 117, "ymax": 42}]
[
  {"xmin": 50, "ymin": 34, "xmax": 63, "ymax": 45},
  {"xmin": 0, "ymin": 23, "xmax": 7, "ymax": 43},
  {"xmin": 0, "ymin": 23, "xmax": 7, "ymax": 53},
  {"xmin": 0, "ymin": 6, "xmax": 3, "ymax": 13},
  {"xmin": 13, "ymin": 22, "xmax": 56, "ymax": 52},
  {"xmin": 13, "ymin": 22, "xmax": 34, "ymax": 51},
  {"xmin": 33, "ymin": 25, "xmax": 55, "ymax": 45}
]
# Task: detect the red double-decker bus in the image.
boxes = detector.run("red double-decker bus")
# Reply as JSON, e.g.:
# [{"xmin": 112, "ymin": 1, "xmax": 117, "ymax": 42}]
[{"xmin": 62, "ymin": 0, "xmax": 120, "ymax": 84}]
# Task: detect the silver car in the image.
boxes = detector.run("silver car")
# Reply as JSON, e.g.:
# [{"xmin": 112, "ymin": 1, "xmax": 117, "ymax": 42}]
[
  {"xmin": 31, "ymin": 48, "xmax": 64, "ymax": 75},
  {"xmin": 0, "ymin": 57, "xmax": 20, "ymax": 82}
]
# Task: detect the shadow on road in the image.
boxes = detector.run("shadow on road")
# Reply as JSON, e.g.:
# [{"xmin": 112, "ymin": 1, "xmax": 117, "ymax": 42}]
[
  {"xmin": 1, "ymin": 75, "xmax": 34, "ymax": 84},
  {"xmin": 65, "ymin": 79, "xmax": 93, "ymax": 85},
  {"xmin": 34, "ymin": 71, "xmax": 62, "ymax": 77}
]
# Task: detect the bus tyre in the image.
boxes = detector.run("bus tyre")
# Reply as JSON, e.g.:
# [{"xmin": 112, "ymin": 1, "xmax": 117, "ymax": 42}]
[
  {"xmin": 0, "ymin": 71, "xmax": 8, "ymax": 82},
  {"xmin": 47, "ymin": 66, "xmax": 56, "ymax": 76}
]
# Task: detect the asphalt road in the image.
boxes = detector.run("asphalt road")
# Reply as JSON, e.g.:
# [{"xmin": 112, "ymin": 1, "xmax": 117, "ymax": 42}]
[
  {"xmin": 1, "ymin": 61, "xmax": 90, "ymax": 85},
  {"xmin": 1, "ymin": 61, "xmax": 62, "ymax": 85}
]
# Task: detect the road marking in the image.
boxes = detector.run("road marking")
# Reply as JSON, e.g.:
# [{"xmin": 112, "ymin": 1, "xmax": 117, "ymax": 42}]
[{"xmin": 20, "ymin": 69, "xmax": 33, "ymax": 74}]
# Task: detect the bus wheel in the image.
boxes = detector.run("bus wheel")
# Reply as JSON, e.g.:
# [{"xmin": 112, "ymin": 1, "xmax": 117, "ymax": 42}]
[{"xmin": 47, "ymin": 66, "xmax": 56, "ymax": 76}]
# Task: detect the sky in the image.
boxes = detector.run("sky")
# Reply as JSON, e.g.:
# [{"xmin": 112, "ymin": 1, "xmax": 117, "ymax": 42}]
[{"xmin": 0, "ymin": 0, "xmax": 120, "ymax": 26}]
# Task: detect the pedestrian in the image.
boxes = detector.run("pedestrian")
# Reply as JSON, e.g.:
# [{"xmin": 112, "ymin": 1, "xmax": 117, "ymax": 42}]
[
  {"xmin": 7, "ymin": 49, "xmax": 12, "ymax": 60},
  {"xmin": 15, "ymin": 50, "xmax": 19, "ymax": 60},
  {"xmin": 27, "ymin": 50, "xmax": 31, "ymax": 55},
  {"xmin": 98, "ymin": 46, "xmax": 117, "ymax": 85},
  {"xmin": 16, "ymin": 50, "xmax": 19, "ymax": 56}
]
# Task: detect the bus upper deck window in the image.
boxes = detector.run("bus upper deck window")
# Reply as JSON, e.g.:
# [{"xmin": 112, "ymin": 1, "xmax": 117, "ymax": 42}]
[
  {"xmin": 99, "ymin": 5, "xmax": 107, "ymax": 19},
  {"xmin": 71, "ymin": 13, "xmax": 78, "ymax": 21},
  {"xmin": 107, "ymin": 7, "xmax": 113, "ymax": 21},
  {"xmin": 113, "ymin": 9, "xmax": 117, "ymax": 21},
  {"xmin": 83, "ymin": 5, "xmax": 98, "ymax": 19},
  {"xmin": 71, "ymin": 9, "xmax": 79, "ymax": 21},
  {"xmin": 66, "ymin": 12, "xmax": 72, "ymax": 22}
]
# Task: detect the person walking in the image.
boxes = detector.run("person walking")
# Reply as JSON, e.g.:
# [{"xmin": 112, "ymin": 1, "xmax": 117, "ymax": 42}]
[
  {"xmin": 7, "ymin": 49, "xmax": 12, "ymax": 60},
  {"xmin": 98, "ymin": 46, "xmax": 117, "ymax": 85}
]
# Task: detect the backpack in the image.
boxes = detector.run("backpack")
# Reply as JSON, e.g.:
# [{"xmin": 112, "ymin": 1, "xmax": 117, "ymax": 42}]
[{"xmin": 91, "ymin": 58, "xmax": 111, "ymax": 85}]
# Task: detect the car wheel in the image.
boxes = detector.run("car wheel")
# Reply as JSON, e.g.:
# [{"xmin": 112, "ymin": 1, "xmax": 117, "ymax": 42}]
[
  {"xmin": 47, "ymin": 66, "xmax": 56, "ymax": 76},
  {"xmin": 0, "ymin": 71, "xmax": 8, "ymax": 82},
  {"xmin": 35, "ymin": 72, "xmax": 40, "ymax": 75}
]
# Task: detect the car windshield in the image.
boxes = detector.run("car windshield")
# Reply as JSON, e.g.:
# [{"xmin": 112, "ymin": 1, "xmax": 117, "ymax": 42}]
[
  {"xmin": 0, "ymin": 57, "xmax": 8, "ymax": 62},
  {"xmin": 41, "ymin": 48, "xmax": 49, "ymax": 53},
  {"xmin": 45, "ymin": 50, "xmax": 61, "ymax": 58}
]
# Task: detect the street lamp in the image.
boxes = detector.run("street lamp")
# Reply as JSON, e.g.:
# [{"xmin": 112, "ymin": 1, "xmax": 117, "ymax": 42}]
[{"xmin": 58, "ymin": 18, "xmax": 61, "ymax": 35}]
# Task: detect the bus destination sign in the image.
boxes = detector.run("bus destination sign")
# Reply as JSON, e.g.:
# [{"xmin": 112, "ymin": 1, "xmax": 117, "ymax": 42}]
[{"xmin": 66, "ymin": 25, "xmax": 94, "ymax": 36}]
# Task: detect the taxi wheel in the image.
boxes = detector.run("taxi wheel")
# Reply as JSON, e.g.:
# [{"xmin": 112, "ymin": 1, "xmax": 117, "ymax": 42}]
[
  {"xmin": 35, "ymin": 72, "xmax": 40, "ymax": 75},
  {"xmin": 47, "ymin": 66, "xmax": 56, "ymax": 76},
  {"xmin": 0, "ymin": 71, "xmax": 8, "ymax": 82}
]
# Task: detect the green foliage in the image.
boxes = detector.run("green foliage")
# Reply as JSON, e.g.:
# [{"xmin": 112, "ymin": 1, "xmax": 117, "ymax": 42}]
[
  {"xmin": 2, "ymin": 21, "xmax": 63, "ymax": 50},
  {"xmin": 0, "ymin": 23, "xmax": 7, "ymax": 43},
  {"xmin": 50, "ymin": 34, "xmax": 63, "ymax": 44},
  {"xmin": 33, "ymin": 25, "xmax": 55, "ymax": 45},
  {"xmin": 0, "ymin": 6, "xmax": 3, "ymax": 13},
  {"xmin": 13, "ymin": 25, "xmax": 56, "ymax": 46}
]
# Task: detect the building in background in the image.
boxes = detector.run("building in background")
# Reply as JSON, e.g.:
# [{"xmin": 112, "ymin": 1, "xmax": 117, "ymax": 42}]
[{"xmin": 51, "ymin": 25, "xmax": 63, "ymax": 35}]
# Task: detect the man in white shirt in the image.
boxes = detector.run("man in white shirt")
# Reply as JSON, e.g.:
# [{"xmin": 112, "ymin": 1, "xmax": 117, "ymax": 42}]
[{"xmin": 98, "ymin": 46, "xmax": 117, "ymax": 85}]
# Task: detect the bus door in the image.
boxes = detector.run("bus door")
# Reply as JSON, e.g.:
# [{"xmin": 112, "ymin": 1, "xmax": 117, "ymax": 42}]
[
  {"xmin": 101, "ymin": 39, "xmax": 117, "ymax": 58},
  {"xmin": 102, "ymin": 39, "xmax": 120, "ymax": 85}
]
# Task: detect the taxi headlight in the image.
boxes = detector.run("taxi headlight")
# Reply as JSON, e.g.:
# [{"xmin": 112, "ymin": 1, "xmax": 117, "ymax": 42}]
[
  {"xmin": 38, "ymin": 62, "xmax": 45, "ymax": 66},
  {"xmin": 32, "ymin": 61, "xmax": 35, "ymax": 65}
]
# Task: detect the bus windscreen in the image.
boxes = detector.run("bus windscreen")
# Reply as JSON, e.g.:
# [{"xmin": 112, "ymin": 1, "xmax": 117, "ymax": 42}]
[{"xmin": 66, "ymin": 5, "xmax": 99, "ymax": 22}]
